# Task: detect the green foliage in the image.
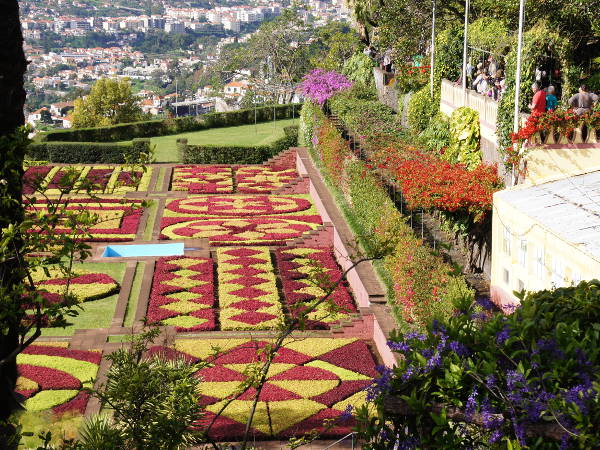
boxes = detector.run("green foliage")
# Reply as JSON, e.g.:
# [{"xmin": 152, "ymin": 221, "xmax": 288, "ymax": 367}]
[
  {"xmin": 359, "ymin": 280, "xmax": 600, "ymax": 447},
  {"xmin": 407, "ymin": 85, "xmax": 438, "ymax": 133},
  {"xmin": 299, "ymin": 100, "xmax": 322, "ymax": 148},
  {"xmin": 38, "ymin": 104, "xmax": 300, "ymax": 143},
  {"xmin": 309, "ymin": 113, "xmax": 471, "ymax": 330},
  {"xmin": 329, "ymin": 88, "xmax": 402, "ymax": 142},
  {"xmin": 433, "ymin": 26, "xmax": 464, "ymax": 88},
  {"xmin": 468, "ymin": 18, "xmax": 512, "ymax": 56},
  {"xmin": 72, "ymin": 78, "xmax": 143, "ymax": 129},
  {"xmin": 311, "ymin": 25, "xmax": 361, "ymax": 72},
  {"xmin": 180, "ymin": 129, "xmax": 297, "ymax": 164},
  {"xmin": 27, "ymin": 139, "xmax": 151, "ymax": 164},
  {"xmin": 418, "ymin": 112, "xmax": 451, "ymax": 152},
  {"xmin": 444, "ymin": 107, "xmax": 481, "ymax": 169},
  {"xmin": 75, "ymin": 328, "xmax": 205, "ymax": 449},
  {"xmin": 342, "ymin": 52, "xmax": 375, "ymax": 87}
]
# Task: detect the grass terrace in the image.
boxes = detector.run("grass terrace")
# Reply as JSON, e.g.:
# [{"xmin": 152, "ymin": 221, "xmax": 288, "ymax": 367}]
[{"xmin": 131, "ymin": 118, "xmax": 299, "ymax": 162}]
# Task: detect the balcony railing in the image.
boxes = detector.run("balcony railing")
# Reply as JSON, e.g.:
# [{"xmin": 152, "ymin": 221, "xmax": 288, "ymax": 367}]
[
  {"xmin": 440, "ymin": 79, "xmax": 498, "ymax": 127},
  {"xmin": 528, "ymin": 126, "xmax": 599, "ymax": 146}
]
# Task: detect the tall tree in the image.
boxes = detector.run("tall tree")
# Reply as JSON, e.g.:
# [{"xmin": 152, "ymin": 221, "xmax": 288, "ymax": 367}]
[
  {"xmin": 71, "ymin": 78, "xmax": 143, "ymax": 128},
  {"xmin": 0, "ymin": 0, "xmax": 28, "ymax": 444}
]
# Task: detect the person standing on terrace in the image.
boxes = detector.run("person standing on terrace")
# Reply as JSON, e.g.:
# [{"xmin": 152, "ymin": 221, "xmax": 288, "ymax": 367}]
[
  {"xmin": 568, "ymin": 84, "xmax": 599, "ymax": 115},
  {"xmin": 546, "ymin": 85, "xmax": 558, "ymax": 111},
  {"xmin": 529, "ymin": 82, "xmax": 546, "ymax": 114}
]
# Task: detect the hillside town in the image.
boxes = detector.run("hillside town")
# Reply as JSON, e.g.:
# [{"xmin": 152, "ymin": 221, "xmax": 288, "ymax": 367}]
[{"xmin": 22, "ymin": 0, "xmax": 350, "ymax": 130}]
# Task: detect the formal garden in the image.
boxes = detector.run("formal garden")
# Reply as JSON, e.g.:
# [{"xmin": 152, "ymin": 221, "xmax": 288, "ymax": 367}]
[{"xmin": 13, "ymin": 101, "xmax": 399, "ymax": 447}]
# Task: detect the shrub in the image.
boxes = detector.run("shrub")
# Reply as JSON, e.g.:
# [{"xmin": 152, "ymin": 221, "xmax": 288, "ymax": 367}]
[
  {"xmin": 180, "ymin": 131, "xmax": 296, "ymax": 164},
  {"xmin": 407, "ymin": 85, "xmax": 438, "ymax": 133},
  {"xmin": 342, "ymin": 52, "xmax": 375, "ymax": 86},
  {"xmin": 362, "ymin": 280, "xmax": 600, "ymax": 447},
  {"xmin": 37, "ymin": 104, "xmax": 301, "ymax": 143},
  {"xmin": 444, "ymin": 107, "xmax": 481, "ymax": 169},
  {"xmin": 299, "ymin": 100, "xmax": 322, "ymax": 148},
  {"xmin": 313, "ymin": 116, "xmax": 471, "ymax": 329},
  {"xmin": 26, "ymin": 139, "xmax": 151, "ymax": 164},
  {"xmin": 418, "ymin": 112, "xmax": 451, "ymax": 152}
]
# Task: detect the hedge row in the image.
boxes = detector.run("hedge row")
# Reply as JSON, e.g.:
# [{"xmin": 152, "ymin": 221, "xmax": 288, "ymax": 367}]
[
  {"xmin": 26, "ymin": 139, "xmax": 151, "ymax": 164},
  {"xmin": 180, "ymin": 125, "xmax": 298, "ymax": 164},
  {"xmin": 38, "ymin": 104, "xmax": 302, "ymax": 143}
]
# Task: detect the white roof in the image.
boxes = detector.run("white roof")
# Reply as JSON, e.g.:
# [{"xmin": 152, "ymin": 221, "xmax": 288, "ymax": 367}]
[{"xmin": 497, "ymin": 171, "xmax": 600, "ymax": 261}]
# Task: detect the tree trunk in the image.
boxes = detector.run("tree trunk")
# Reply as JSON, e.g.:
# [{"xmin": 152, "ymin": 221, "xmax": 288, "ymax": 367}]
[{"xmin": 0, "ymin": 0, "xmax": 28, "ymax": 445}]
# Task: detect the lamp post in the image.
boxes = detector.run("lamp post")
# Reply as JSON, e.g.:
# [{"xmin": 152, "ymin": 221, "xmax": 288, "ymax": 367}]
[
  {"xmin": 461, "ymin": 0, "xmax": 470, "ymax": 92},
  {"xmin": 429, "ymin": 0, "xmax": 436, "ymax": 98},
  {"xmin": 513, "ymin": 0, "xmax": 526, "ymax": 135},
  {"xmin": 510, "ymin": 0, "xmax": 526, "ymax": 185}
]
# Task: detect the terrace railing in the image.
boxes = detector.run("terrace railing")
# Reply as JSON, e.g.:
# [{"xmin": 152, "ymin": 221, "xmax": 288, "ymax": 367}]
[{"xmin": 528, "ymin": 125, "xmax": 599, "ymax": 146}]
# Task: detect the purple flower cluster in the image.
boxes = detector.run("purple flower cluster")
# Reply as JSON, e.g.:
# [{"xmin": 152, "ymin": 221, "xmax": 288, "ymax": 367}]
[
  {"xmin": 365, "ymin": 365, "xmax": 393, "ymax": 401},
  {"xmin": 496, "ymin": 325, "xmax": 511, "ymax": 345},
  {"xmin": 300, "ymin": 69, "xmax": 352, "ymax": 105}
]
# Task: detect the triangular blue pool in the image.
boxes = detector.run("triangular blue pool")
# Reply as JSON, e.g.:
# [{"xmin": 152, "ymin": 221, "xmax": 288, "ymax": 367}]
[{"xmin": 102, "ymin": 243, "xmax": 185, "ymax": 258}]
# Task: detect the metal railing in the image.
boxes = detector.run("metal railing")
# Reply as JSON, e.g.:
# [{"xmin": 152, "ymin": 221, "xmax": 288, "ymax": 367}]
[{"xmin": 322, "ymin": 432, "xmax": 357, "ymax": 449}]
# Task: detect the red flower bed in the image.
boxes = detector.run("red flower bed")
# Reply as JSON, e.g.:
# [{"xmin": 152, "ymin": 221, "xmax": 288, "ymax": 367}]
[
  {"xmin": 165, "ymin": 195, "xmax": 313, "ymax": 217},
  {"xmin": 276, "ymin": 247, "xmax": 357, "ymax": 328},
  {"xmin": 384, "ymin": 151, "xmax": 502, "ymax": 222},
  {"xmin": 163, "ymin": 337, "xmax": 377, "ymax": 441},
  {"xmin": 86, "ymin": 169, "xmax": 113, "ymax": 190},
  {"xmin": 27, "ymin": 198, "xmax": 144, "ymax": 242},
  {"xmin": 22, "ymin": 344, "xmax": 102, "ymax": 364},
  {"xmin": 18, "ymin": 365, "xmax": 81, "ymax": 391},
  {"xmin": 171, "ymin": 166, "xmax": 233, "ymax": 193},
  {"xmin": 146, "ymin": 256, "xmax": 216, "ymax": 331},
  {"xmin": 23, "ymin": 166, "xmax": 52, "ymax": 195}
]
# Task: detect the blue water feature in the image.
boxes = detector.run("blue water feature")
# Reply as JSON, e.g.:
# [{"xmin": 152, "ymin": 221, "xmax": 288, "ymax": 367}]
[{"xmin": 102, "ymin": 243, "xmax": 185, "ymax": 258}]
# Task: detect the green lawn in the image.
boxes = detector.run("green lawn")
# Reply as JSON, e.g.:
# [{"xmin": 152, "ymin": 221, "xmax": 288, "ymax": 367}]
[
  {"xmin": 41, "ymin": 262, "xmax": 127, "ymax": 337},
  {"xmin": 148, "ymin": 118, "xmax": 298, "ymax": 162}
]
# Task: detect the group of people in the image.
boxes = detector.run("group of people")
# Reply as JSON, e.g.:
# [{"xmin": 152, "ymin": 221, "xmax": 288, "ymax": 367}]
[
  {"xmin": 530, "ymin": 83, "xmax": 598, "ymax": 115},
  {"xmin": 467, "ymin": 56, "xmax": 506, "ymax": 101}
]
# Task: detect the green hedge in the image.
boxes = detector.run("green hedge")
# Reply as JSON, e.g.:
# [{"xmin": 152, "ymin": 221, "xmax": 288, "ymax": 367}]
[
  {"xmin": 26, "ymin": 139, "xmax": 151, "ymax": 163},
  {"xmin": 38, "ymin": 104, "xmax": 302, "ymax": 143},
  {"xmin": 180, "ymin": 126, "xmax": 298, "ymax": 164}
]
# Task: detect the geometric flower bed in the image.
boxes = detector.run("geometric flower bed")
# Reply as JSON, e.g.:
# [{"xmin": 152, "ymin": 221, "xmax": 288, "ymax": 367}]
[
  {"xmin": 160, "ymin": 195, "xmax": 322, "ymax": 245},
  {"xmin": 216, "ymin": 247, "xmax": 283, "ymax": 330},
  {"xmin": 276, "ymin": 247, "xmax": 356, "ymax": 329},
  {"xmin": 236, "ymin": 166, "xmax": 298, "ymax": 193},
  {"xmin": 16, "ymin": 343, "xmax": 102, "ymax": 415},
  {"xmin": 23, "ymin": 165, "xmax": 152, "ymax": 196},
  {"xmin": 27, "ymin": 197, "xmax": 144, "ymax": 242},
  {"xmin": 167, "ymin": 337, "xmax": 377, "ymax": 440},
  {"xmin": 171, "ymin": 166, "xmax": 233, "ymax": 194},
  {"xmin": 34, "ymin": 269, "xmax": 120, "ymax": 303},
  {"xmin": 146, "ymin": 256, "xmax": 216, "ymax": 331}
]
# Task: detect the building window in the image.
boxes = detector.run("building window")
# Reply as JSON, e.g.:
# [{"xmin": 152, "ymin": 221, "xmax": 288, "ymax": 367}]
[
  {"xmin": 517, "ymin": 279, "xmax": 525, "ymax": 292},
  {"xmin": 518, "ymin": 239, "xmax": 527, "ymax": 267},
  {"xmin": 535, "ymin": 247, "xmax": 544, "ymax": 280},
  {"xmin": 503, "ymin": 226, "xmax": 511, "ymax": 256},
  {"xmin": 503, "ymin": 268, "xmax": 510, "ymax": 285},
  {"xmin": 552, "ymin": 258, "xmax": 564, "ymax": 287}
]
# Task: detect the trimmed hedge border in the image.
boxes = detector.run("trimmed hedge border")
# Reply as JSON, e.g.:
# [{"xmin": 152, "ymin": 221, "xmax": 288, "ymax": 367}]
[
  {"xmin": 37, "ymin": 104, "xmax": 302, "ymax": 143},
  {"xmin": 180, "ymin": 125, "xmax": 298, "ymax": 164},
  {"xmin": 26, "ymin": 139, "xmax": 151, "ymax": 164}
]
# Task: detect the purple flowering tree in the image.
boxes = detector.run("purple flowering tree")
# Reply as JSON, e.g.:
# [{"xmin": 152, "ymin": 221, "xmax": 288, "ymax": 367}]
[
  {"xmin": 355, "ymin": 282, "xmax": 600, "ymax": 448},
  {"xmin": 300, "ymin": 69, "xmax": 352, "ymax": 106}
]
